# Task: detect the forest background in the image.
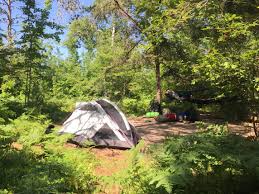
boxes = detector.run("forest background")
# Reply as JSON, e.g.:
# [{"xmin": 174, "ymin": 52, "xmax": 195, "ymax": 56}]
[{"xmin": 0, "ymin": 1, "xmax": 259, "ymax": 193}]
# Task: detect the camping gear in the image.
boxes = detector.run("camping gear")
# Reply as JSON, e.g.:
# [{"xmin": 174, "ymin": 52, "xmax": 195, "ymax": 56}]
[
  {"xmin": 155, "ymin": 115, "xmax": 168, "ymax": 122},
  {"xmin": 149, "ymin": 100, "xmax": 162, "ymax": 114},
  {"xmin": 177, "ymin": 110, "xmax": 198, "ymax": 122},
  {"xmin": 178, "ymin": 112, "xmax": 189, "ymax": 121},
  {"xmin": 145, "ymin": 112, "xmax": 159, "ymax": 118},
  {"xmin": 155, "ymin": 113, "xmax": 177, "ymax": 122},
  {"xmin": 165, "ymin": 113, "xmax": 177, "ymax": 121},
  {"xmin": 59, "ymin": 99, "xmax": 140, "ymax": 149},
  {"xmin": 45, "ymin": 124, "xmax": 55, "ymax": 134}
]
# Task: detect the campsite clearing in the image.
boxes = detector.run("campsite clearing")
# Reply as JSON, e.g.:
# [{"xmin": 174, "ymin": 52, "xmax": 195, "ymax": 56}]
[{"xmin": 91, "ymin": 117, "xmax": 255, "ymax": 177}]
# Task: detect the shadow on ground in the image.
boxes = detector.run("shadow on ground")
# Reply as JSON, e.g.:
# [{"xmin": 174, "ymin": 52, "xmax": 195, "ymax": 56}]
[{"xmin": 129, "ymin": 117, "xmax": 255, "ymax": 144}]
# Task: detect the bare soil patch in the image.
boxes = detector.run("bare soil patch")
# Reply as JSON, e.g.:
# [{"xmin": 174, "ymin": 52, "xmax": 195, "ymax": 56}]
[
  {"xmin": 130, "ymin": 117, "xmax": 197, "ymax": 144},
  {"xmin": 92, "ymin": 148, "xmax": 129, "ymax": 176}
]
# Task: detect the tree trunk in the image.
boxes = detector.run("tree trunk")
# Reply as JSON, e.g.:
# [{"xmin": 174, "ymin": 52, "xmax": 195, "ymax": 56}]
[
  {"xmin": 24, "ymin": 69, "xmax": 29, "ymax": 106},
  {"xmin": 111, "ymin": 25, "xmax": 115, "ymax": 47},
  {"xmin": 0, "ymin": 0, "xmax": 14, "ymax": 44},
  {"xmin": 6, "ymin": 0, "xmax": 13, "ymax": 45},
  {"xmin": 111, "ymin": 13, "xmax": 115, "ymax": 47},
  {"xmin": 252, "ymin": 115, "xmax": 258, "ymax": 137},
  {"xmin": 155, "ymin": 58, "xmax": 162, "ymax": 114},
  {"xmin": 25, "ymin": 38, "xmax": 33, "ymax": 107},
  {"xmin": 251, "ymin": 55, "xmax": 258, "ymax": 137}
]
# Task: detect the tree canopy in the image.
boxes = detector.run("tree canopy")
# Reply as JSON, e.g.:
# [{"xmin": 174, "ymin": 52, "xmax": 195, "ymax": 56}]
[{"xmin": 0, "ymin": 0, "xmax": 258, "ymax": 119}]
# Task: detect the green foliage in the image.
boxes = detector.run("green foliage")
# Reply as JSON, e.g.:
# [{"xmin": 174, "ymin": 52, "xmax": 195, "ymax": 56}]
[
  {"xmin": 121, "ymin": 96, "xmax": 150, "ymax": 116},
  {"xmin": 0, "ymin": 147, "xmax": 98, "ymax": 193},
  {"xmin": 0, "ymin": 189, "xmax": 12, "ymax": 194},
  {"xmin": 189, "ymin": 2, "xmax": 259, "ymax": 117},
  {"xmin": 197, "ymin": 123, "xmax": 229, "ymax": 136},
  {"xmin": 114, "ymin": 141, "xmax": 166, "ymax": 194},
  {"xmin": 1, "ymin": 0, "xmax": 259, "ymax": 192},
  {"xmin": 18, "ymin": 0, "xmax": 63, "ymax": 108},
  {"xmin": 0, "ymin": 116, "xmax": 98, "ymax": 193},
  {"xmin": 0, "ymin": 127, "xmax": 16, "ymax": 148},
  {"xmin": 115, "ymin": 125, "xmax": 259, "ymax": 194},
  {"xmin": 0, "ymin": 76, "xmax": 24, "ymax": 124},
  {"xmin": 219, "ymin": 102, "xmax": 249, "ymax": 121},
  {"xmin": 150, "ymin": 125, "xmax": 259, "ymax": 193},
  {"xmin": 6, "ymin": 114, "xmax": 50, "ymax": 146}
]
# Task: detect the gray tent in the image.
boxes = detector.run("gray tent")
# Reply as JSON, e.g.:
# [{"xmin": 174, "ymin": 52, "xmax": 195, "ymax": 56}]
[{"xmin": 59, "ymin": 99, "xmax": 140, "ymax": 148}]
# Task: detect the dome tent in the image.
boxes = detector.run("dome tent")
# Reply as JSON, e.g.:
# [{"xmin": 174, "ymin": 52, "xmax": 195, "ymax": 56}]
[{"xmin": 59, "ymin": 99, "xmax": 140, "ymax": 149}]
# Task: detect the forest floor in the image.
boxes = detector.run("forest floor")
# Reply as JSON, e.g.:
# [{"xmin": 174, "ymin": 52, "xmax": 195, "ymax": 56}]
[
  {"xmin": 11, "ymin": 116, "xmax": 255, "ymax": 179},
  {"xmin": 92, "ymin": 117, "xmax": 255, "ymax": 178},
  {"xmin": 10, "ymin": 116, "xmax": 256, "ymax": 193}
]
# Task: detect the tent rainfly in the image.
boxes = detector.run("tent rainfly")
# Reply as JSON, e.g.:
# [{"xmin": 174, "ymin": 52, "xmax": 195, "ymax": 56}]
[{"xmin": 59, "ymin": 99, "xmax": 140, "ymax": 149}]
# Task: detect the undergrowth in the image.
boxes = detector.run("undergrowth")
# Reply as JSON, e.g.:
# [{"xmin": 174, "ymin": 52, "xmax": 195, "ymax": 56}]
[
  {"xmin": 116, "ymin": 124, "xmax": 259, "ymax": 194},
  {"xmin": 0, "ymin": 115, "xmax": 99, "ymax": 193},
  {"xmin": 99, "ymin": 140, "xmax": 165, "ymax": 194},
  {"xmin": 1, "ymin": 115, "xmax": 259, "ymax": 194}
]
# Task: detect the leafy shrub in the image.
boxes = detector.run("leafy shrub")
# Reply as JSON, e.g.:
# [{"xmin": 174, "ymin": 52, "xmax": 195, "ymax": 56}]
[
  {"xmin": 196, "ymin": 122, "xmax": 229, "ymax": 136},
  {"xmin": 117, "ymin": 125, "xmax": 259, "ymax": 194},
  {"xmin": 4, "ymin": 114, "xmax": 50, "ymax": 147},
  {"xmin": 0, "ymin": 101, "xmax": 14, "ymax": 124},
  {"xmin": 219, "ymin": 102, "xmax": 249, "ymax": 121},
  {"xmin": 42, "ymin": 97, "xmax": 76, "ymax": 123},
  {"xmin": 149, "ymin": 125, "xmax": 259, "ymax": 193},
  {"xmin": 0, "ymin": 147, "xmax": 98, "ymax": 193},
  {"xmin": 0, "ymin": 127, "xmax": 16, "ymax": 148},
  {"xmin": 0, "ymin": 189, "xmax": 12, "ymax": 194},
  {"xmin": 0, "ymin": 77, "xmax": 24, "ymax": 124},
  {"xmin": 0, "ymin": 115, "xmax": 99, "ymax": 193},
  {"xmin": 121, "ymin": 97, "xmax": 150, "ymax": 116},
  {"xmin": 114, "ymin": 141, "xmax": 166, "ymax": 194}
]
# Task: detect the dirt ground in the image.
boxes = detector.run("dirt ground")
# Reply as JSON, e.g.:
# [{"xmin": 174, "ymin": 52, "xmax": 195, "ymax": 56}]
[
  {"xmin": 130, "ymin": 117, "xmax": 197, "ymax": 144},
  {"xmin": 92, "ymin": 117, "xmax": 256, "ymax": 178},
  {"xmin": 132, "ymin": 117, "xmax": 256, "ymax": 142}
]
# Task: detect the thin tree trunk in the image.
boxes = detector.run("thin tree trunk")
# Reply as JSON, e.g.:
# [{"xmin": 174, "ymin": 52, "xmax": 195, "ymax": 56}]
[
  {"xmin": 25, "ymin": 69, "xmax": 29, "ymax": 106},
  {"xmin": 111, "ymin": 25, "xmax": 115, "ymax": 47},
  {"xmin": 155, "ymin": 57, "xmax": 162, "ymax": 114},
  {"xmin": 27, "ymin": 66, "xmax": 32, "ymax": 106},
  {"xmin": 25, "ymin": 37, "xmax": 33, "ymax": 107},
  {"xmin": 252, "ymin": 115, "xmax": 257, "ymax": 137},
  {"xmin": 6, "ymin": 0, "xmax": 13, "ymax": 45},
  {"xmin": 252, "ymin": 60, "xmax": 258, "ymax": 137}
]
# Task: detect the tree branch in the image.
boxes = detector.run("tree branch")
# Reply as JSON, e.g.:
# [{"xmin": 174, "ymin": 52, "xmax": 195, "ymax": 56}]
[{"xmin": 113, "ymin": 0, "xmax": 142, "ymax": 31}]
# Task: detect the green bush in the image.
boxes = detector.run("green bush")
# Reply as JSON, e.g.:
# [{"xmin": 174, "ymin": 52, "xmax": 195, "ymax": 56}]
[
  {"xmin": 150, "ymin": 125, "xmax": 259, "ymax": 193},
  {"xmin": 114, "ymin": 141, "xmax": 166, "ymax": 194},
  {"xmin": 4, "ymin": 114, "xmax": 50, "ymax": 147},
  {"xmin": 118, "ymin": 125, "xmax": 259, "ymax": 194},
  {"xmin": 0, "ymin": 115, "xmax": 99, "ymax": 193},
  {"xmin": 121, "ymin": 97, "xmax": 150, "ymax": 116},
  {"xmin": 0, "ymin": 96, "xmax": 19, "ymax": 124},
  {"xmin": 0, "ymin": 147, "xmax": 98, "ymax": 193},
  {"xmin": 0, "ymin": 127, "xmax": 16, "ymax": 148},
  {"xmin": 42, "ymin": 97, "xmax": 76, "ymax": 123},
  {"xmin": 219, "ymin": 102, "xmax": 249, "ymax": 121},
  {"xmin": 0, "ymin": 77, "xmax": 25, "ymax": 124},
  {"xmin": 0, "ymin": 189, "xmax": 13, "ymax": 194}
]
